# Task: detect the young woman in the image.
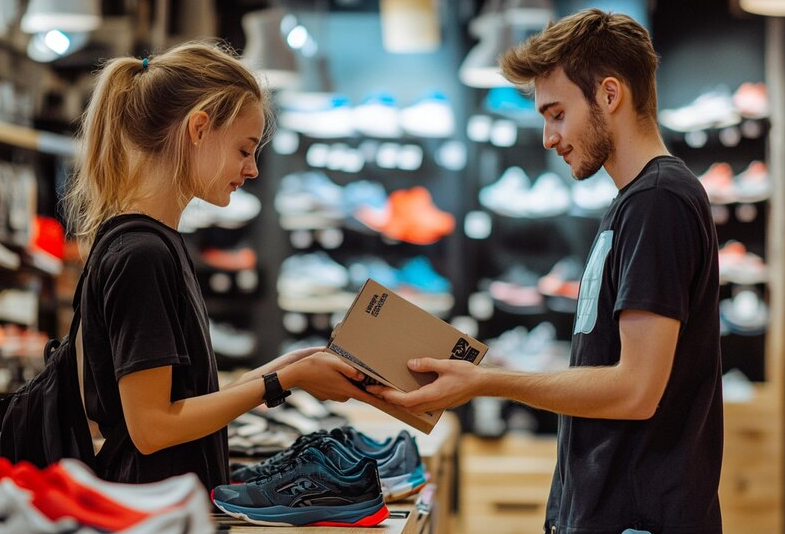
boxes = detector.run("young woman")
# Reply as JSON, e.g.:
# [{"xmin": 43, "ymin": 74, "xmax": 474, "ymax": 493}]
[{"xmin": 65, "ymin": 41, "xmax": 376, "ymax": 489}]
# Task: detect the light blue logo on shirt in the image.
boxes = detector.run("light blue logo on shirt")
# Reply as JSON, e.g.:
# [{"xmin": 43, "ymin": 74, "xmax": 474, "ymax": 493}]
[{"xmin": 574, "ymin": 230, "xmax": 613, "ymax": 335}]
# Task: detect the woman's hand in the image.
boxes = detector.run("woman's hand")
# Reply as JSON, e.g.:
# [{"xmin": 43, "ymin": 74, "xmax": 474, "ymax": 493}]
[
  {"xmin": 278, "ymin": 351, "xmax": 384, "ymax": 405},
  {"xmin": 228, "ymin": 346, "xmax": 325, "ymax": 389}
]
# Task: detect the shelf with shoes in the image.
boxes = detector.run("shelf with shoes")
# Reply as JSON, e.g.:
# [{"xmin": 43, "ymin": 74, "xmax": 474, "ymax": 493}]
[
  {"xmin": 659, "ymin": 85, "xmax": 772, "ymax": 383},
  {"xmin": 178, "ymin": 184, "xmax": 266, "ymax": 369},
  {"xmin": 268, "ymin": 96, "xmax": 466, "ymax": 351},
  {"xmin": 653, "ymin": 3, "xmax": 784, "ymax": 530},
  {"xmin": 0, "ymin": 107, "xmax": 71, "ymax": 393}
]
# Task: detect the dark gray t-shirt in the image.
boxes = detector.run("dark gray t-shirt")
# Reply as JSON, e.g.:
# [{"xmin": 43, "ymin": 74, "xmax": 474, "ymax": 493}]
[
  {"xmin": 546, "ymin": 156, "xmax": 723, "ymax": 533},
  {"xmin": 81, "ymin": 214, "xmax": 229, "ymax": 490}
]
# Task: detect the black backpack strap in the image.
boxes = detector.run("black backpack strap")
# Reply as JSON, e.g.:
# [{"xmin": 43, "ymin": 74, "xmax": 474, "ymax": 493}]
[
  {"xmin": 70, "ymin": 216, "xmax": 186, "ymax": 471},
  {"xmin": 73, "ymin": 216, "xmax": 185, "ymax": 309}
]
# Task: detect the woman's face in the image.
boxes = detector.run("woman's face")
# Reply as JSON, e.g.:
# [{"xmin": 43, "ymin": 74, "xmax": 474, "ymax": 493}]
[{"xmin": 193, "ymin": 105, "xmax": 265, "ymax": 207}]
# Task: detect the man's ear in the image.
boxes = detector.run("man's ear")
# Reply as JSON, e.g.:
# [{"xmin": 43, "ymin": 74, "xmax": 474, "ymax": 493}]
[
  {"xmin": 188, "ymin": 111, "xmax": 210, "ymax": 145},
  {"xmin": 599, "ymin": 77, "xmax": 623, "ymax": 113}
]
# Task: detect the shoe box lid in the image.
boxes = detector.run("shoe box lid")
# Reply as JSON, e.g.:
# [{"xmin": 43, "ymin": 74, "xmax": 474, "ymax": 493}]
[{"xmin": 327, "ymin": 278, "xmax": 487, "ymax": 433}]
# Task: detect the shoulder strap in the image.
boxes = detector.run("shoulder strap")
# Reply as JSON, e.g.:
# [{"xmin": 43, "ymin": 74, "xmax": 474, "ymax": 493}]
[
  {"xmin": 72, "ymin": 217, "xmax": 185, "ymax": 310},
  {"xmin": 70, "ymin": 217, "xmax": 186, "ymax": 467}
]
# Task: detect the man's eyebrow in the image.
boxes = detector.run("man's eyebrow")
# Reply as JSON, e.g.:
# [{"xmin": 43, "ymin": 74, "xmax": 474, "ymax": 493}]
[{"xmin": 538, "ymin": 101, "xmax": 559, "ymax": 115}]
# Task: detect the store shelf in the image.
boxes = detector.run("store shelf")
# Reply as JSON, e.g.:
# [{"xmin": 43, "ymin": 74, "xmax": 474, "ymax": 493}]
[{"xmin": 0, "ymin": 120, "xmax": 75, "ymax": 157}]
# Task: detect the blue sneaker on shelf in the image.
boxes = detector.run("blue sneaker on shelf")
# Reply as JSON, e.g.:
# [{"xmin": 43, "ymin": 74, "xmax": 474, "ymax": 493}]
[
  {"xmin": 213, "ymin": 447, "xmax": 388, "ymax": 527},
  {"xmin": 231, "ymin": 427, "xmax": 429, "ymax": 502},
  {"xmin": 483, "ymin": 86, "xmax": 541, "ymax": 128},
  {"xmin": 397, "ymin": 256, "xmax": 451, "ymax": 294}
]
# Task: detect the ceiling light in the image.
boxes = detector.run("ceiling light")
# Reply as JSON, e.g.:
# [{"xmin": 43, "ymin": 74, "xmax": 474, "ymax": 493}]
[
  {"xmin": 740, "ymin": 0, "xmax": 785, "ymax": 16},
  {"xmin": 242, "ymin": 8, "xmax": 301, "ymax": 89},
  {"xmin": 27, "ymin": 30, "xmax": 88, "ymax": 62},
  {"xmin": 21, "ymin": 0, "xmax": 100, "ymax": 34}
]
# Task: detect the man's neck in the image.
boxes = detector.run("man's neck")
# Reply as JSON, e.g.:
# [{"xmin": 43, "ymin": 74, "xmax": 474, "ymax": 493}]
[{"xmin": 605, "ymin": 125, "xmax": 670, "ymax": 190}]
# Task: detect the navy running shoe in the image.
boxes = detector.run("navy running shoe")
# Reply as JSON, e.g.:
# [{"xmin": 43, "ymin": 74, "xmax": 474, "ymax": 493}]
[
  {"xmin": 212, "ymin": 447, "xmax": 388, "ymax": 527},
  {"xmin": 317, "ymin": 432, "xmax": 429, "ymax": 502},
  {"xmin": 232, "ymin": 428, "xmax": 428, "ymax": 502},
  {"xmin": 230, "ymin": 426, "xmax": 388, "ymax": 484}
]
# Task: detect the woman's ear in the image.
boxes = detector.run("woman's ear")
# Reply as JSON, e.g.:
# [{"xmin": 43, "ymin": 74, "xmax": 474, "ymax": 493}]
[
  {"xmin": 599, "ymin": 77, "xmax": 622, "ymax": 113},
  {"xmin": 188, "ymin": 111, "xmax": 210, "ymax": 146}
]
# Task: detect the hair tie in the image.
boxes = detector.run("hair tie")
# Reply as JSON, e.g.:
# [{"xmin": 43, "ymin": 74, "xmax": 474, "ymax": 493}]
[{"xmin": 142, "ymin": 57, "xmax": 149, "ymax": 69}]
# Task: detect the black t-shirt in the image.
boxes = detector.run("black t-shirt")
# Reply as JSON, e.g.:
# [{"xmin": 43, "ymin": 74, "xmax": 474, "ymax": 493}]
[
  {"xmin": 546, "ymin": 156, "xmax": 723, "ymax": 534},
  {"xmin": 81, "ymin": 214, "xmax": 229, "ymax": 490}
]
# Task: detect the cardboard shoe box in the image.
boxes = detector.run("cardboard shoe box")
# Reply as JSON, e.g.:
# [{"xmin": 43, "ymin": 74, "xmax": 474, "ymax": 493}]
[{"xmin": 326, "ymin": 279, "xmax": 488, "ymax": 433}]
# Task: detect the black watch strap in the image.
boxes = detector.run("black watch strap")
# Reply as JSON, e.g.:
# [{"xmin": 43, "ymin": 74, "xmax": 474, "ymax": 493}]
[{"xmin": 263, "ymin": 372, "xmax": 291, "ymax": 407}]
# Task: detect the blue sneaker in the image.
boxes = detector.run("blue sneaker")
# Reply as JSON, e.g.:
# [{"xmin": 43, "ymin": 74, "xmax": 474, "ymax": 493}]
[
  {"xmin": 483, "ymin": 86, "xmax": 541, "ymax": 127},
  {"xmin": 232, "ymin": 427, "xmax": 428, "ymax": 502},
  {"xmin": 231, "ymin": 427, "xmax": 389, "ymax": 484},
  {"xmin": 213, "ymin": 447, "xmax": 388, "ymax": 527},
  {"xmin": 397, "ymin": 256, "xmax": 451, "ymax": 294}
]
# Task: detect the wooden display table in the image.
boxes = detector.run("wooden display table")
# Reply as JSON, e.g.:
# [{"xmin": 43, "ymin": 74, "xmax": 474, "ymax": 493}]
[
  {"xmin": 219, "ymin": 400, "xmax": 459, "ymax": 534},
  {"xmin": 213, "ymin": 503, "xmax": 424, "ymax": 533}
]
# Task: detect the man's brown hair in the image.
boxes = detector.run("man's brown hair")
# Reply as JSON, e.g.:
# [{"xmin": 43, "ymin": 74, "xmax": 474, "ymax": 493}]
[{"xmin": 500, "ymin": 8, "xmax": 659, "ymax": 121}]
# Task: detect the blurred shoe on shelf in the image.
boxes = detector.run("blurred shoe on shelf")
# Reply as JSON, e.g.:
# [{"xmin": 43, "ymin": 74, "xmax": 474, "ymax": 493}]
[
  {"xmin": 210, "ymin": 320, "xmax": 257, "ymax": 360},
  {"xmin": 201, "ymin": 246, "xmax": 257, "ymax": 272},
  {"xmin": 277, "ymin": 92, "xmax": 354, "ymax": 138},
  {"xmin": 356, "ymin": 186, "xmax": 455, "ymax": 245},
  {"xmin": 483, "ymin": 86, "xmax": 540, "ymax": 128},
  {"xmin": 346, "ymin": 256, "xmax": 399, "ymax": 291},
  {"xmin": 482, "ymin": 264, "xmax": 544, "ymax": 313},
  {"xmin": 399, "ymin": 91, "xmax": 455, "ymax": 138},
  {"xmin": 571, "ymin": 168, "xmax": 617, "ymax": 215},
  {"xmin": 733, "ymin": 82, "xmax": 768, "ymax": 120},
  {"xmin": 352, "ymin": 91, "xmax": 402, "ymax": 138},
  {"xmin": 718, "ymin": 240, "xmax": 767, "ymax": 285},
  {"xmin": 397, "ymin": 256, "xmax": 451, "ymax": 294},
  {"xmin": 523, "ymin": 172, "xmax": 571, "ymax": 217},
  {"xmin": 720, "ymin": 289, "xmax": 768, "ymax": 336},
  {"xmin": 479, "ymin": 166, "xmax": 531, "ymax": 217},
  {"xmin": 277, "ymin": 252, "xmax": 349, "ymax": 297},
  {"xmin": 698, "ymin": 162, "xmax": 737, "ymax": 205},
  {"xmin": 659, "ymin": 87, "xmax": 741, "ymax": 132},
  {"xmin": 179, "ymin": 188, "xmax": 261, "ymax": 232},
  {"xmin": 733, "ymin": 160, "xmax": 770, "ymax": 203},
  {"xmin": 538, "ymin": 257, "xmax": 582, "ymax": 312}
]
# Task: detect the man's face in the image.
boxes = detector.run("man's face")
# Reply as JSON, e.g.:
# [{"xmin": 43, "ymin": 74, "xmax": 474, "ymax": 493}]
[{"xmin": 535, "ymin": 67, "xmax": 614, "ymax": 180}]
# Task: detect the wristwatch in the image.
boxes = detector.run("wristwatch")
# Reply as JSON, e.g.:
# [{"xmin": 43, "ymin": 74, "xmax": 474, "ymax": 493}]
[{"xmin": 263, "ymin": 372, "xmax": 291, "ymax": 407}]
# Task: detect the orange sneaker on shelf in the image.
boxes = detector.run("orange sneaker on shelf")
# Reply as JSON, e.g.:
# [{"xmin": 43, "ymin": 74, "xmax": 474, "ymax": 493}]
[
  {"xmin": 718, "ymin": 240, "xmax": 767, "ymax": 285},
  {"xmin": 358, "ymin": 187, "xmax": 455, "ymax": 245},
  {"xmin": 734, "ymin": 160, "xmax": 770, "ymax": 203},
  {"xmin": 201, "ymin": 247, "xmax": 257, "ymax": 272},
  {"xmin": 698, "ymin": 162, "xmax": 737, "ymax": 204},
  {"xmin": 733, "ymin": 82, "xmax": 769, "ymax": 120}
]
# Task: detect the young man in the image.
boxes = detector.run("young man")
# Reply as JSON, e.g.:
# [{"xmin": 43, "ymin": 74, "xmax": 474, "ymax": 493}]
[{"xmin": 368, "ymin": 8, "xmax": 722, "ymax": 534}]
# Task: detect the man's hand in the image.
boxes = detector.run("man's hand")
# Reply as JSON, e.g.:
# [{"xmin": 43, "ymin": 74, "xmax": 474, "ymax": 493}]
[{"xmin": 366, "ymin": 358, "xmax": 484, "ymax": 415}]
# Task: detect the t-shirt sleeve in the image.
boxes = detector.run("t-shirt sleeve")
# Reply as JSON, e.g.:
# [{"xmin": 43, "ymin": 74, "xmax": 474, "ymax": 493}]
[
  {"xmin": 99, "ymin": 232, "xmax": 191, "ymax": 380},
  {"xmin": 613, "ymin": 188, "xmax": 702, "ymax": 323}
]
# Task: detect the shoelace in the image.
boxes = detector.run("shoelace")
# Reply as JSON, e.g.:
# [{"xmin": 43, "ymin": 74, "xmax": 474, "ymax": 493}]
[{"xmin": 245, "ymin": 431, "xmax": 330, "ymax": 477}]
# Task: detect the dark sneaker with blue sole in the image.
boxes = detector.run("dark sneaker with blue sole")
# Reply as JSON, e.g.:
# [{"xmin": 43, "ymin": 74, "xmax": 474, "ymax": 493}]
[
  {"xmin": 232, "ymin": 428, "xmax": 428, "ymax": 502},
  {"xmin": 212, "ymin": 447, "xmax": 389, "ymax": 527},
  {"xmin": 230, "ymin": 426, "xmax": 388, "ymax": 483}
]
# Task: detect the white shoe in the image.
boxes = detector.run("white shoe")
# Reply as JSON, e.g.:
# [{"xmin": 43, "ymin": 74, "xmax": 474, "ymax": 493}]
[
  {"xmin": 179, "ymin": 189, "xmax": 261, "ymax": 232},
  {"xmin": 352, "ymin": 92, "xmax": 402, "ymax": 138},
  {"xmin": 659, "ymin": 88, "xmax": 741, "ymax": 132},
  {"xmin": 399, "ymin": 91, "xmax": 455, "ymax": 138}
]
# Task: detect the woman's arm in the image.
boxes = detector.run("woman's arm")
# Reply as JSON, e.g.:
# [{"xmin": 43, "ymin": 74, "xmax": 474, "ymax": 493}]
[{"xmin": 118, "ymin": 351, "xmax": 378, "ymax": 454}]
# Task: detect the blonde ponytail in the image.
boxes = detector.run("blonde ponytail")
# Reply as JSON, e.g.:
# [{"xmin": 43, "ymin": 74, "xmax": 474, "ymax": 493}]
[{"xmin": 65, "ymin": 40, "xmax": 270, "ymax": 250}]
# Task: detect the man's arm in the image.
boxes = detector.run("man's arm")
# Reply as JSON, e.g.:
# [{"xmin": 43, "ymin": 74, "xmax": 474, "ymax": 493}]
[{"xmin": 367, "ymin": 310, "xmax": 679, "ymax": 420}]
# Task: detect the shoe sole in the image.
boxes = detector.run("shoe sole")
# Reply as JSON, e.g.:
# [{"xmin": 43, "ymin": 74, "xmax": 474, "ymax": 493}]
[
  {"xmin": 212, "ymin": 492, "xmax": 389, "ymax": 527},
  {"xmin": 382, "ymin": 464, "xmax": 429, "ymax": 502}
]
